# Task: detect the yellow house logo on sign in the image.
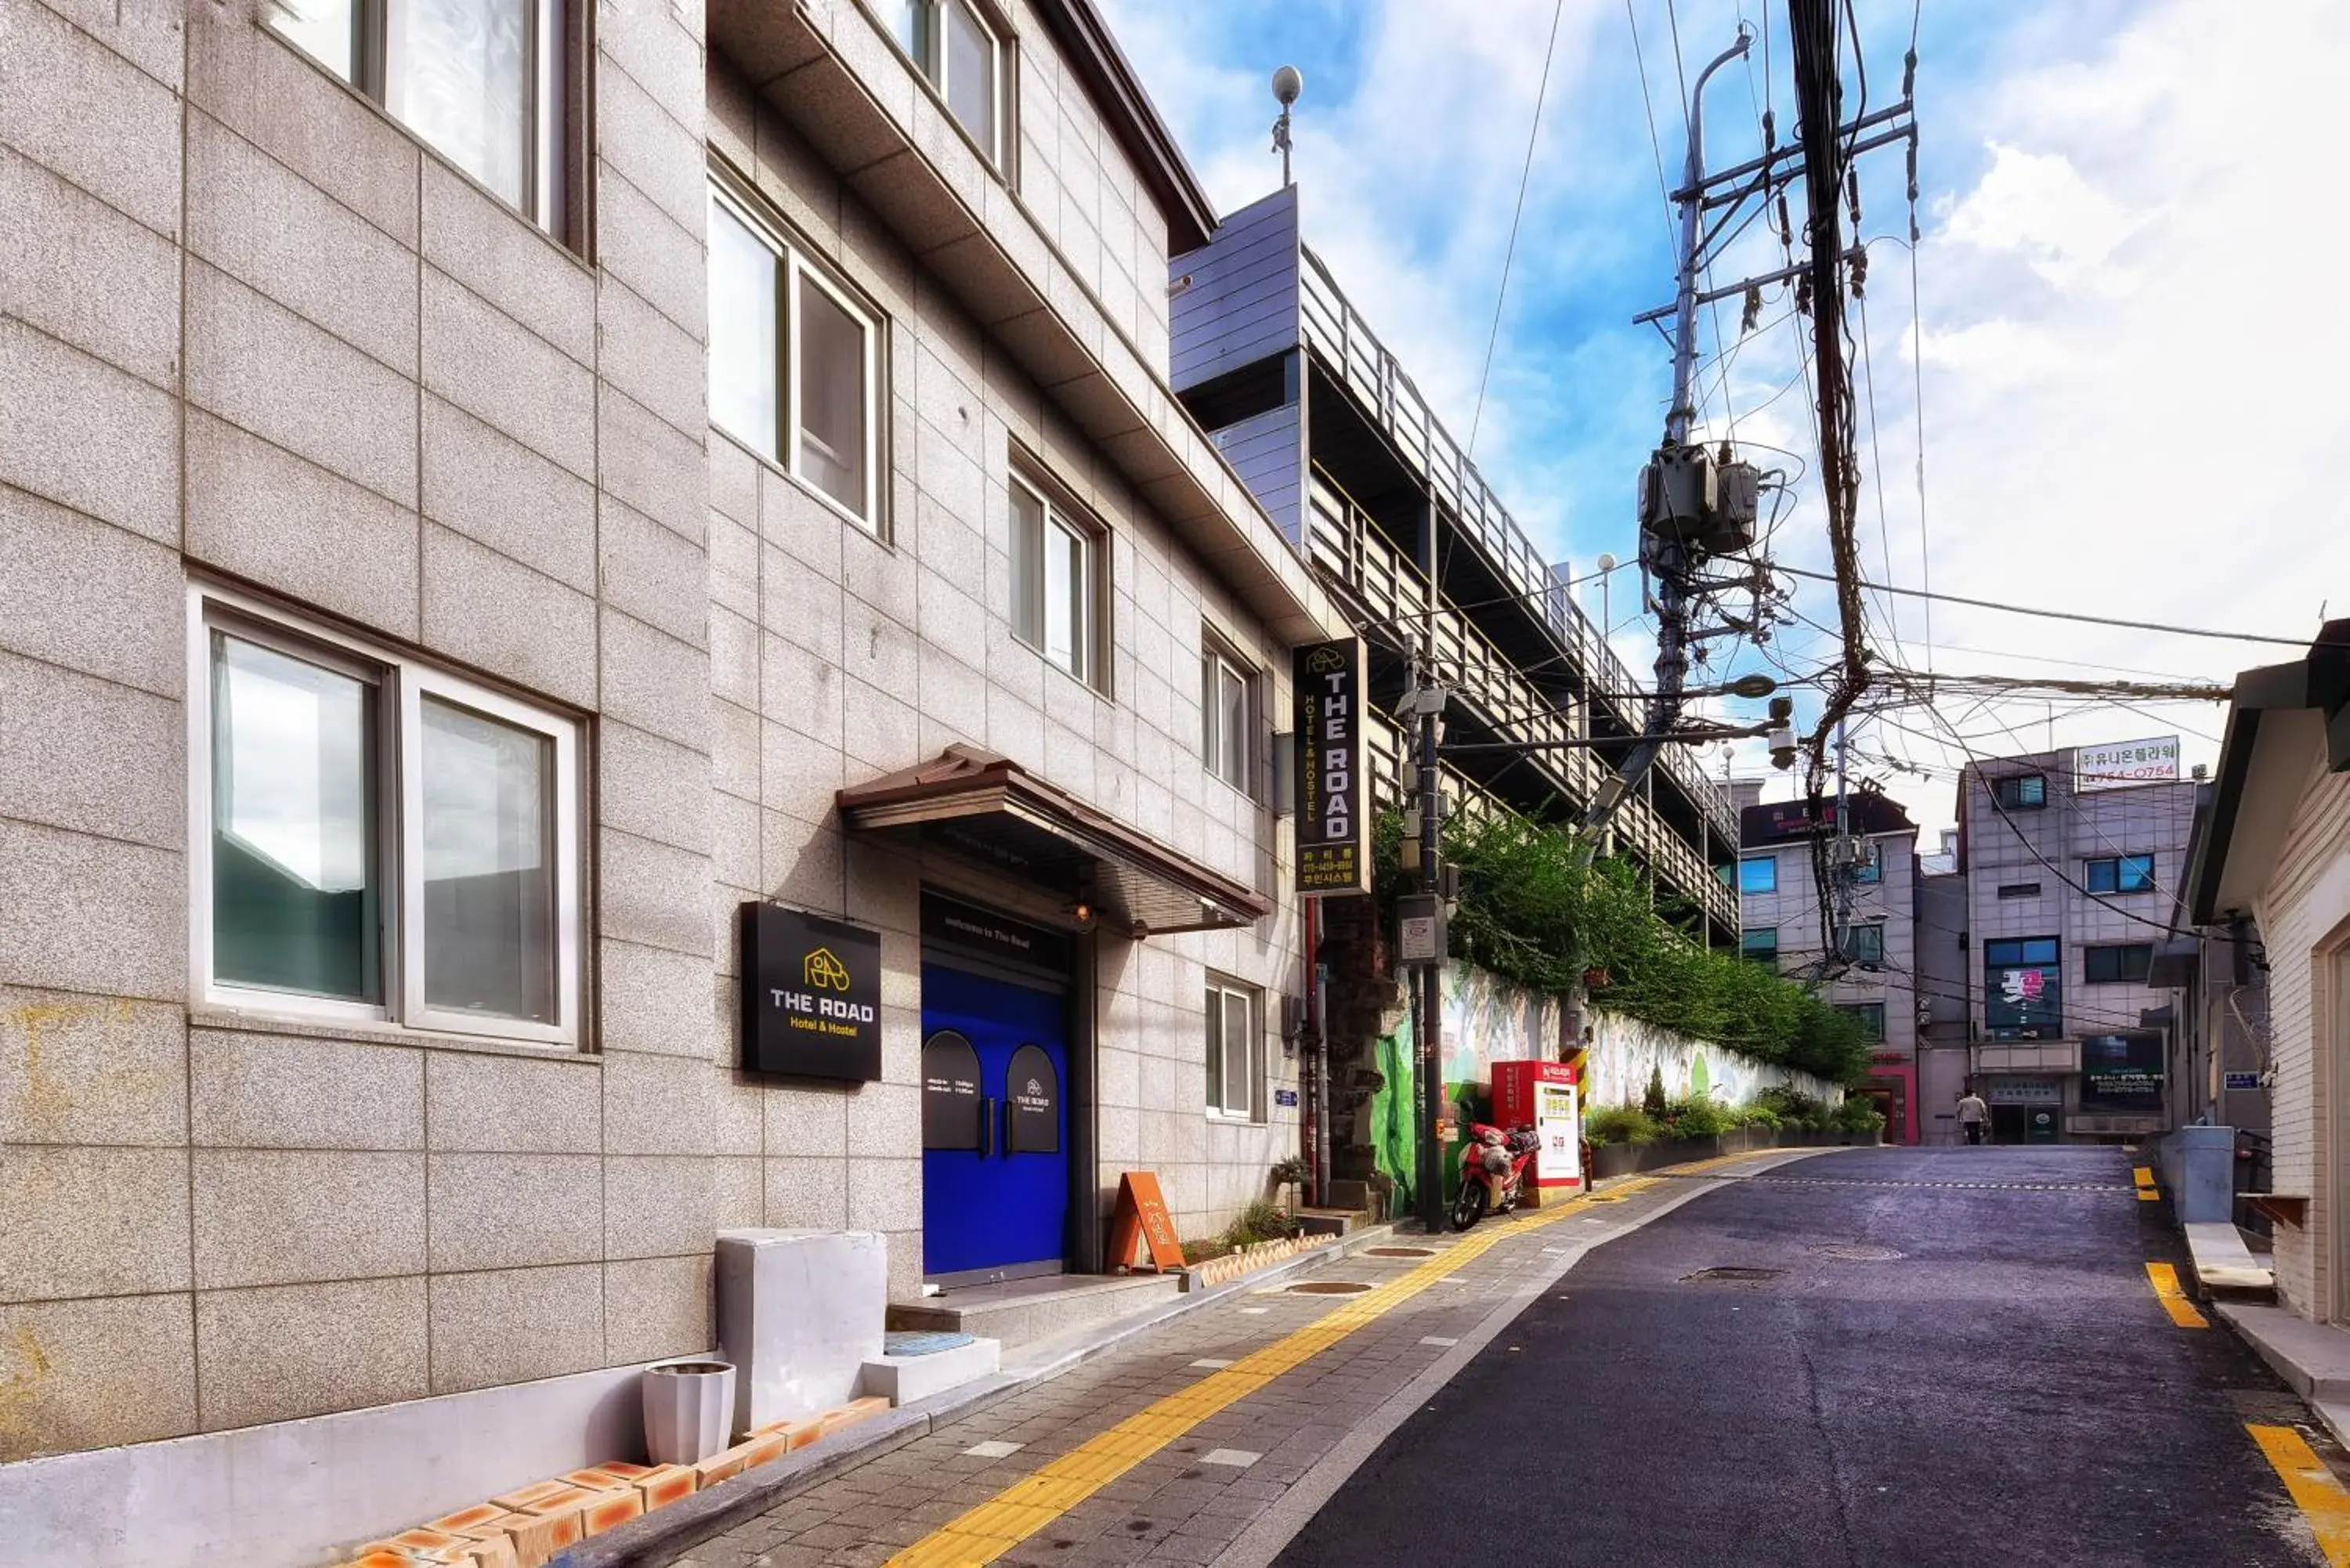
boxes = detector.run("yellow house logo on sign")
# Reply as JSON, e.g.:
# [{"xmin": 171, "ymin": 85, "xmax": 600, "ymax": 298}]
[
  {"xmin": 1307, "ymin": 646, "xmax": 1347, "ymax": 674},
  {"xmin": 804, "ymin": 947, "xmax": 852, "ymax": 991}
]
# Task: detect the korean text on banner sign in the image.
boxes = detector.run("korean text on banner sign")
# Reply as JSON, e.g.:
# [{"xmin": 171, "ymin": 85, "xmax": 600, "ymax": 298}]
[
  {"xmin": 1293, "ymin": 638, "xmax": 1371, "ymax": 897},
  {"xmin": 2076, "ymin": 735, "xmax": 2181, "ymax": 791}
]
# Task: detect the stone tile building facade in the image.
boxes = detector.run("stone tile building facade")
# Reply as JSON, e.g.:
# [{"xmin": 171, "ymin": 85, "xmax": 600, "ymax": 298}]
[
  {"xmin": 1731, "ymin": 783, "xmax": 1922, "ymax": 1138},
  {"xmin": 1954, "ymin": 743, "xmax": 2198, "ymax": 1140},
  {"xmin": 0, "ymin": 0, "xmax": 1336, "ymax": 1558}
]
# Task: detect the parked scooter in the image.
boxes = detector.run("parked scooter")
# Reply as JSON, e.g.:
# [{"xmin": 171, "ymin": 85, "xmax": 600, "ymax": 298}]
[{"xmin": 1451, "ymin": 1122, "xmax": 1541, "ymax": 1230}]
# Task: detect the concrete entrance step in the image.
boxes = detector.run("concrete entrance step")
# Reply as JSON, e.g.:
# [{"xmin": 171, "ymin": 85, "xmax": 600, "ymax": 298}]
[
  {"xmin": 2183, "ymin": 1222, "xmax": 2277, "ymax": 1302},
  {"xmin": 888, "ymin": 1273, "xmax": 1182, "ymax": 1349},
  {"xmin": 2215, "ymin": 1302, "xmax": 2350, "ymax": 1402},
  {"xmin": 1294, "ymin": 1207, "xmax": 1375, "ymax": 1237}
]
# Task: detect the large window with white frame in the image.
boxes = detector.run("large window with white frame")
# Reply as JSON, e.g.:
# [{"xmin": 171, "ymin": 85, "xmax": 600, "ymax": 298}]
[
  {"xmin": 190, "ymin": 587, "xmax": 583, "ymax": 1046},
  {"xmin": 1205, "ymin": 977, "xmax": 1263, "ymax": 1121},
  {"xmin": 266, "ymin": 0, "xmax": 572, "ymax": 236},
  {"xmin": 1010, "ymin": 472, "xmax": 1105, "ymax": 689},
  {"xmin": 1201, "ymin": 642, "xmax": 1252, "ymax": 794},
  {"xmin": 707, "ymin": 179, "xmax": 884, "ymax": 531},
  {"xmin": 886, "ymin": 0, "xmax": 1007, "ymax": 166}
]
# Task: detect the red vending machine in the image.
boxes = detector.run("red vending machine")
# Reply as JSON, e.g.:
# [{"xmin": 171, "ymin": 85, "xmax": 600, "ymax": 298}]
[{"xmin": 1491, "ymin": 1060, "xmax": 1581, "ymax": 1204}]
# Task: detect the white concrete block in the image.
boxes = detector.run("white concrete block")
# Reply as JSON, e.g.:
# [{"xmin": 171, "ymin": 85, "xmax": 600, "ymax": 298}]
[
  {"xmin": 858, "ymin": 1337, "xmax": 1000, "ymax": 1406},
  {"xmin": 0, "ymin": 1359, "xmax": 656, "ymax": 1568},
  {"xmin": 716, "ymin": 1227, "xmax": 886, "ymax": 1436}
]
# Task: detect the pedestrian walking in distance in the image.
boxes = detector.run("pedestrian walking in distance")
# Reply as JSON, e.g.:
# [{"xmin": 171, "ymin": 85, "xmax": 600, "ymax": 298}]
[{"xmin": 1957, "ymin": 1089, "xmax": 1990, "ymax": 1146}]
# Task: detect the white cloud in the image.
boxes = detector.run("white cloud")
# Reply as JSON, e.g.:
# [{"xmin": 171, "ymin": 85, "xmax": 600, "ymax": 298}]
[{"xmin": 1937, "ymin": 143, "xmax": 2146, "ymax": 291}]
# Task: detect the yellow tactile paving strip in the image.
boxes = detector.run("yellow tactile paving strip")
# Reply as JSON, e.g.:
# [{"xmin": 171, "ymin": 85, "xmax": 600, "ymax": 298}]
[
  {"xmin": 2145, "ymin": 1261, "xmax": 2209, "ymax": 1329},
  {"xmin": 2248, "ymin": 1424, "xmax": 2350, "ymax": 1567},
  {"xmin": 889, "ymin": 1148, "xmax": 1790, "ymax": 1567}
]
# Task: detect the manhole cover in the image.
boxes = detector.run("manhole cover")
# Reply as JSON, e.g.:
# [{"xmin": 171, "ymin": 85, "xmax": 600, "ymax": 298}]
[
  {"xmin": 1362, "ymin": 1246, "xmax": 1437, "ymax": 1258},
  {"xmin": 1806, "ymin": 1242, "xmax": 1904, "ymax": 1263},
  {"xmin": 1683, "ymin": 1266, "xmax": 1784, "ymax": 1284},
  {"xmin": 1285, "ymin": 1280, "xmax": 1375, "ymax": 1295}
]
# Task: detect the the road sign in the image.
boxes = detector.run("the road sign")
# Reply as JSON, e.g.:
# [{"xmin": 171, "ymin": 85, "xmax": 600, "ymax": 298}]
[{"xmin": 2224, "ymin": 1071, "xmax": 2260, "ymax": 1091}]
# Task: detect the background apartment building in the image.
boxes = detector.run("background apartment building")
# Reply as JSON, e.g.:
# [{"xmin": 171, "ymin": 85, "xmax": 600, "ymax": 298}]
[
  {"xmin": 1915, "ymin": 827, "xmax": 1972, "ymax": 1140},
  {"xmin": 0, "ymin": 0, "xmax": 1340, "ymax": 1559},
  {"xmin": 1732, "ymin": 784, "xmax": 1922, "ymax": 1140},
  {"xmin": 1954, "ymin": 743, "xmax": 2197, "ymax": 1140}
]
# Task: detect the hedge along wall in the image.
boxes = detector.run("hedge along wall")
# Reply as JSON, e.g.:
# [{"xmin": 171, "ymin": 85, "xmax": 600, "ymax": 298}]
[
  {"xmin": 1368, "ymin": 962, "xmax": 1842, "ymax": 1207},
  {"xmin": 1582, "ymin": 1010, "xmax": 1845, "ymax": 1113}
]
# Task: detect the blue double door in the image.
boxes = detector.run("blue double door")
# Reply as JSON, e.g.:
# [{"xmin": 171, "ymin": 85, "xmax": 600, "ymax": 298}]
[{"xmin": 920, "ymin": 963, "xmax": 1072, "ymax": 1282}]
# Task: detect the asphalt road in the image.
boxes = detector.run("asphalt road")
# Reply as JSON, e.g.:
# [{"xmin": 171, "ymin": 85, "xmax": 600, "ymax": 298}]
[{"xmin": 1272, "ymin": 1146, "xmax": 2329, "ymax": 1568}]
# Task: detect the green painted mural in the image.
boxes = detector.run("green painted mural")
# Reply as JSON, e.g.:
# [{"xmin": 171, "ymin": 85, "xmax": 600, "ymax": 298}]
[{"xmin": 1368, "ymin": 962, "xmax": 1844, "ymax": 1204}]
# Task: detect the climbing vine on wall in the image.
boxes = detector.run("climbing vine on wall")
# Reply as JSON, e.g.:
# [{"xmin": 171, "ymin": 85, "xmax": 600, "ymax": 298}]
[{"xmin": 1374, "ymin": 809, "xmax": 1872, "ymax": 1085}]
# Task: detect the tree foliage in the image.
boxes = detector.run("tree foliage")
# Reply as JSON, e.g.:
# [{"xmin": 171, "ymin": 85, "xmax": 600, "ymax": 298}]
[{"xmin": 1376, "ymin": 808, "xmax": 1873, "ymax": 1086}]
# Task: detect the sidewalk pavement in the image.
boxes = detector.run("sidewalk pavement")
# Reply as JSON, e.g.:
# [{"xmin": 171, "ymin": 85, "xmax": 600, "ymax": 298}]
[{"xmin": 584, "ymin": 1145, "xmax": 1829, "ymax": 1568}]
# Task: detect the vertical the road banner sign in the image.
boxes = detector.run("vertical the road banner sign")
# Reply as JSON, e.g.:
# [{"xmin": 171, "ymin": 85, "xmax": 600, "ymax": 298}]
[{"xmin": 1294, "ymin": 638, "xmax": 1371, "ymax": 897}]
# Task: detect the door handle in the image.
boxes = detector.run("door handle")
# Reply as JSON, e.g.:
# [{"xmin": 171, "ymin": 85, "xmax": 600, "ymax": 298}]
[{"xmin": 978, "ymin": 1097, "xmax": 995, "ymax": 1158}]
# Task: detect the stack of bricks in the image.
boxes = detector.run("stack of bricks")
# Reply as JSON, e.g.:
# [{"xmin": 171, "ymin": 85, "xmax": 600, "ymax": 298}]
[
  {"xmin": 1185, "ymin": 1234, "xmax": 1319, "ymax": 1289},
  {"xmin": 332, "ymin": 1396, "xmax": 893, "ymax": 1566},
  {"xmin": 334, "ymin": 1461, "xmax": 693, "ymax": 1567},
  {"xmin": 696, "ymin": 1394, "xmax": 892, "ymax": 1487}
]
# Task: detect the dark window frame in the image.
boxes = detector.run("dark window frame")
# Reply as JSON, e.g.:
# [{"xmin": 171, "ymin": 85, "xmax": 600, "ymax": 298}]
[
  {"xmin": 1836, "ymin": 1002, "xmax": 1886, "ymax": 1042},
  {"xmin": 2085, "ymin": 854, "xmax": 2157, "ymax": 894},
  {"xmin": 707, "ymin": 175, "xmax": 890, "ymax": 536},
  {"xmin": 1993, "ymin": 773, "xmax": 2048, "ymax": 809},
  {"xmin": 1839, "ymin": 923, "xmax": 1886, "ymax": 965},
  {"xmin": 1009, "ymin": 463, "xmax": 1112, "ymax": 695},
  {"xmin": 264, "ymin": 0, "xmax": 582, "ymax": 246},
  {"xmin": 2085, "ymin": 943, "xmax": 2155, "ymax": 984},
  {"xmin": 1739, "ymin": 927, "xmax": 1778, "ymax": 968},
  {"xmin": 885, "ymin": 0, "xmax": 1018, "ymax": 175}
]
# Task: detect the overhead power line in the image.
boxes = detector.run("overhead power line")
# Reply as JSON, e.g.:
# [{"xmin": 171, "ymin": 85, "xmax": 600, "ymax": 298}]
[
  {"xmin": 1468, "ymin": 0, "xmax": 1567, "ymax": 459},
  {"xmin": 1770, "ymin": 563, "xmax": 2325, "ymax": 650}
]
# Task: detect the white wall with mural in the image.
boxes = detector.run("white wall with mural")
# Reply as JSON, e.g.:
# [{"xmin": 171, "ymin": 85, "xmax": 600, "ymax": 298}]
[
  {"xmin": 1581, "ymin": 1010, "xmax": 1845, "ymax": 1111},
  {"xmin": 1369, "ymin": 962, "xmax": 1842, "ymax": 1205}
]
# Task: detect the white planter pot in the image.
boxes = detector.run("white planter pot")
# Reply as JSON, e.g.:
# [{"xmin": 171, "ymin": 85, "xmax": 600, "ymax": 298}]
[{"xmin": 642, "ymin": 1360, "xmax": 736, "ymax": 1466}]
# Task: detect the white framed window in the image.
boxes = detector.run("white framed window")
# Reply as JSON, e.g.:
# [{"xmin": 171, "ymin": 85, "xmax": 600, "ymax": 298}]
[
  {"xmin": 266, "ymin": 0, "xmax": 571, "ymax": 236},
  {"xmin": 707, "ymin": 179, "xmax": 884, "ymax": 532},
  {"xmin": 887, "ymin": 0, "xmax": 1006, "ymax": 166},
  {"xmin": 1205, "ymin": 978, "xmax": 1263, "ymax": 1121},
  {"xmin": 189, "ymin": 586, "xmax": 584, "ymax": 1048},
  {"xmin": 1010, "ymin": 473, "xmax": 1104, "ymax": 689},
  {"xmin": 1201, "ymin": 644, "xmax": 1251, "ymax": 793}
]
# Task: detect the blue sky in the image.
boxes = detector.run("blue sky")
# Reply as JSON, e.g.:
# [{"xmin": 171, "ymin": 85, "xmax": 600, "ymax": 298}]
[{"xmin": 1103, "ymin": 0, "xmax": 2350, "ymax": 833}]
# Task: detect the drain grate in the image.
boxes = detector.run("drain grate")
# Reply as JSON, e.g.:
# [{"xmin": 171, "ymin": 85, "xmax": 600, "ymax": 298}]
[
  {"xmin": 1361, "ymin": 1245, "xmax": 1437, "ymax": 1258},
  {"xmin": 1683, "ymin": 1266, "xmax": 1784, "ymax": 1284},
  {"xmin": 1806, "ymin": 1242, "xmax": 1904, "ymax": 1263},
  {"xmin": 1285, "ymin": 1280, "xmax": 1375, "ymax": 1295}
]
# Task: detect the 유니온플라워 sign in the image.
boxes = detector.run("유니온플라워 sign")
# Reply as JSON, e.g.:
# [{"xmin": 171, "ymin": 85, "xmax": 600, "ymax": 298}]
[
  {"xmin": 739, "ymin": 902, "xmax": 881, "ymax": 1082},
  {"xmin": 2075, "ymin": 735, "xmax": 2180, "ymax": 792},
  {"xmin": 1294, "ymin": 638, "xmax": 1370, "ymax": 897}
]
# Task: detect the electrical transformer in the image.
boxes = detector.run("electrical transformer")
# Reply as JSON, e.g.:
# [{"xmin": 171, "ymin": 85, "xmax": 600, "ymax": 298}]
[{"xmin": 1639, "ymin": 443, "xmax": 1761, "ymax": 557}]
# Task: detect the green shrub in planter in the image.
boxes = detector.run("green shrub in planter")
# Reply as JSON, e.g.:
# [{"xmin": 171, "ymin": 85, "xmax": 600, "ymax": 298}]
[
  {"xmin": 1757, "ymin": 1085, "xmax": 1824, "ymax": 1125},
  {"xmin": 1833, "ymin": 1097, "xmax": 1887, "ymax": 1133},
  {"xmin": 1734, "ymin": 1104, "xmax": 1782, "ymax": 1131},
  {"xmin": 1662, "ymin": 1097, "xmax": 1738, "ymax": 1139},
  {"xmin": 1585, "ymin": 1106, "xmax": 1663, "ymax": 1146}
]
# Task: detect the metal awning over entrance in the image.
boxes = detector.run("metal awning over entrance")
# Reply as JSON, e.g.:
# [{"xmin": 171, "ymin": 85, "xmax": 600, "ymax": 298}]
[{"xmin": 837, "ymin": 746, "xmax": 1271, "ymax": 937}]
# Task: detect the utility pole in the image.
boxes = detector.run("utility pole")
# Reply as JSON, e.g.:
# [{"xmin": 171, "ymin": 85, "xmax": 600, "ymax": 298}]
[
  {"xmin": 1586, "ymin": 26, "xmax": 1761, "ymax": 839},
  {"xmin": 1405, "ymin": 649, "xmax": 1448, "ymax": 1234}
]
